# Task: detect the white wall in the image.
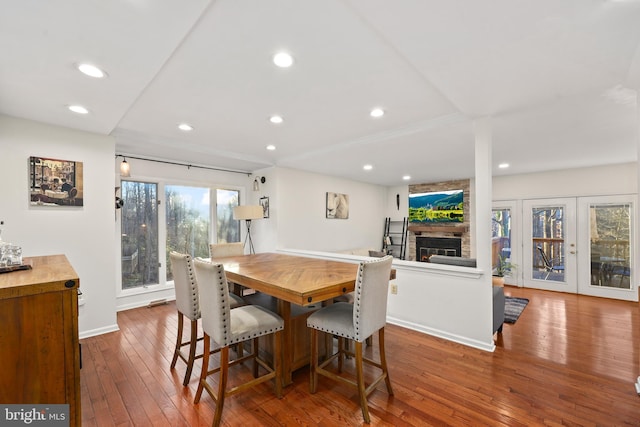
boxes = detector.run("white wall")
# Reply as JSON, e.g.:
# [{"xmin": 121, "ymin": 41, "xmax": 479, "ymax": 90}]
[
  {"xmin": 0, "ymin": 115, "xmax": 117, "ymax": 338},
  {"xmin": 273, "ymin": 168, "xmax": 386, "ymax": 252},
  {"xmin": 384, "ymin": 185, "xmax": 409, "ymax": 221},
  {"xmin": 493, "ymin": 163, "xmax": 637, "ymax": 200},
  {"xmin": 248, "ymin": 167, "xmax": 277, "ymax": 253}
]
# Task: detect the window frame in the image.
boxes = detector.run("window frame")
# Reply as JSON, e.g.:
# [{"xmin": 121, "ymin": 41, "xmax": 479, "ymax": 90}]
[{"xmin": 116, "ymin": 175, "xmax": 244, "ymax": 299}]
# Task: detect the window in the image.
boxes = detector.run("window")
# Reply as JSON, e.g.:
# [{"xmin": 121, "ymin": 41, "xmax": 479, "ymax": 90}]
[
  {"xmin": 120, "ymin": 180, "xmax": 159, "ymax": 290},
  {"xmin": 216, "ymin": 189, "xmax": 240, "ymax": 243},
  {"xmin": 120, "ymin": 181, "xmax": 240, "ymax": 292},
  {"xmin": 165, "ymin": 185, "xmax": 210, "ymax": 281}
]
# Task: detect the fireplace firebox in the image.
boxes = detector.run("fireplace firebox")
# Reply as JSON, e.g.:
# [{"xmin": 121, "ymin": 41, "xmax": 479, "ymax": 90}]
[{"xmin": 416, "ymin": 236, "xmax": 462, "ymax": 262}]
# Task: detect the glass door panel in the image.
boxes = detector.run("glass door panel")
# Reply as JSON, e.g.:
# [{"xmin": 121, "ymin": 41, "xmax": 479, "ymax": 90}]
[
  {"xmin": 532, "ymin": 206, "xmax": 565, "ymax": 282},
  {"xmin": 591, "ymin": 204, "xmax": 631, "ymax": 289},
  {"xmin": 578, "ymin": 196, "xmax": 635, "ymax": 301},
  {"xmin": 492, "ymin": 207, "xmax": 513, "ymax": 281},
  {"xmin": 523, "ymin": 198, "xmax": 577, "ymax": 293}
]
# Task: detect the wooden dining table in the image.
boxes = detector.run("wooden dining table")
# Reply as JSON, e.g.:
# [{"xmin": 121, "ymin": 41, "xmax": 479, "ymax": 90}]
[{"xmin": 215, "ymin": 252, "xmax": 386, "ymax": 385}]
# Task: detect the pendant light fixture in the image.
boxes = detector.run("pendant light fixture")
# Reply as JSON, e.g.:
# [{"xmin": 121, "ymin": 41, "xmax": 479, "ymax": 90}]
[{"xmin": 120, "ymin": 157, "xmax": 131, "ymax": 177}]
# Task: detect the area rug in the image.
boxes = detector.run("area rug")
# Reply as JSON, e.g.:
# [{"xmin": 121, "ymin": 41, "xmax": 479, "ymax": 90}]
[{"xmin": 504, "ymin": 297, "xmax": 529, "ymax": 324}]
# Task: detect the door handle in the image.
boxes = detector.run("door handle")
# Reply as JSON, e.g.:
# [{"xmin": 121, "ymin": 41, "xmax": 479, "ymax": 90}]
[{"xmin": 569, "ymin": 251, "xmax": 576, "ymax": 254}]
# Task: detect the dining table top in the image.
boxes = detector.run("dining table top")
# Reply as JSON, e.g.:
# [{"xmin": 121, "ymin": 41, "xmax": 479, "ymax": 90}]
[{"xmin": 215, "ymin": 252, "xmax": 363, "ymax": 306}]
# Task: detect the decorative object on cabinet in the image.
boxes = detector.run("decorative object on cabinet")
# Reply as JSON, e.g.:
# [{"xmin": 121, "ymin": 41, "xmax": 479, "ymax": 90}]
[
  {"xmin": 29, "ymin": 156, "xmax": 83, "ymax": 207},
  {"xmin": 326, "ymin": 192, "xmax": 349, "ymax": 219}
]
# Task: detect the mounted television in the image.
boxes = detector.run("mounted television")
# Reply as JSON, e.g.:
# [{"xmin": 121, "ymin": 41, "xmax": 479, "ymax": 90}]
[{"xmin": 409, "ymin": 190, "xmax": 464, "ymax": 223}]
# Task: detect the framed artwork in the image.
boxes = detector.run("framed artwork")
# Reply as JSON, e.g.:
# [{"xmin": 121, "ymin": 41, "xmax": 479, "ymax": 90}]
[
  {"xmin": 326, "ymin": 192, "xmax": 349, "ymax": 219},
  {"xmin": 29, "ymin": 156, "xmax": 83, "ymax": 207},
  {"xmin": 259, "ymin": 196, "xmax": 270, "ymax": 218}
]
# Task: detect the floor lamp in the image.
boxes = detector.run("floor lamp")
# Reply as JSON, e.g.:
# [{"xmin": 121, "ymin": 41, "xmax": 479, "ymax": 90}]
[{"xmin": 233, "ymin": 205, "xmax": 264, "ymax": 254}]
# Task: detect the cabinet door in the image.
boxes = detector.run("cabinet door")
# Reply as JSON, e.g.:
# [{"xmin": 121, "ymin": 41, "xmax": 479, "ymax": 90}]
[{"xmin": 0, "ymin": 292, "xmax": 68, "ymax": 403}]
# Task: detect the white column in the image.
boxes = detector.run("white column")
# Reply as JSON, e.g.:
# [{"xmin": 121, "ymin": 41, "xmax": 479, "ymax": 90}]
[{"xmin": 474, "ymin": 117, "xmax": 493, "ymax": 280}]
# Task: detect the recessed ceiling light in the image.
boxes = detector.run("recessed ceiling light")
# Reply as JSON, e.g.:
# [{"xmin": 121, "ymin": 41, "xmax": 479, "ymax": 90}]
[
  {"xmin": 269, "ymin": 115, "xmax": 283, "ymax": 124},
  {"xmin": 370, "ymin": 108, "xmax": 384, "ymax": 118},
  {"xmin": 402, "ymin": 175, "xmax": 411, "ymax": 180},
  {"xmin": 178, "ymin": 123, "xmax": 194, "ymax": 132},
  {"xmin": 266, "ymin": 145, "xmax": 276, "ymax": 151},
  {"xmin": 77, "ymin": 63, "xmax": 106, "ymax": 78},
  {"xmin": 363, "ymin": 164, "xmax": 373, "ymax": 171},
  {"xmin": 68, "ymin": 105, "xmax": 89, "ymax": 114},
  {"xmin": 498, "ymin": 163, "xmax": 510, "ymax": 169},
  {"xmin": 273, "ymin": 52, "xmax": 294, "ymax": 68}
]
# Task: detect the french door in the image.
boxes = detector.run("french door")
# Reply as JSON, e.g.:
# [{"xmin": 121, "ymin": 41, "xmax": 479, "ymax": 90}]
[
  {"xmin": 577, "ymin": 196, "xmax": 635, "ymax": 301},
  {"xmin": 522, "ymin": 196, "xmax": 635, "ymax": 301},
  {"xmin": 523, "ymin": 198, "xmax": 577, "ymax": 293}
]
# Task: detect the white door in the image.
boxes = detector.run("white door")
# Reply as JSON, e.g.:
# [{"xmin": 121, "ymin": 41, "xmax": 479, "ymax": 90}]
[
  {"xmin": 577, "ymin": 195, "xmax": 635, "ymax": 301},
  {"xmin": 523, "ymin": 198, "xmax": 577, "ymax": 293}
]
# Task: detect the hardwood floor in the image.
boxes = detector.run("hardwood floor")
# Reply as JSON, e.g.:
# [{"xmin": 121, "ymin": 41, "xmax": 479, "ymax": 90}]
[{"xmin": 80, "ymin": 287, "xmax": 640, "ymax": 426}]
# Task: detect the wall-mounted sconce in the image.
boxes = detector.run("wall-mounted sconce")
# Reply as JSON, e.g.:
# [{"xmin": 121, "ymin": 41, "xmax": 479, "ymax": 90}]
[
  {"xmin": 253, "ymin": 176, "xmax": 266, "ymax": 191},
  {"xmin": 119, "ymin": 156, "xmax": 131, "ymax": 177},
  {"xmin": 115, "ymin": 186, "xmax": 124, "ymax": 209}
]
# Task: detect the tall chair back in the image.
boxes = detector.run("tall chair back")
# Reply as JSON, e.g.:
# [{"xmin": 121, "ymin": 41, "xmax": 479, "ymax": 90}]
[
  {"xmin": 352, "ymin": 255, "xmax": 393, "ymax": 342},
  {"xmin": 193, "ymin": 259, "xmax": 232, "ymax": 346},
  {"xmin": 210, "ymin": 241, "xmax": 249, "ymax": 295},
  {"xmin": 170, "ymin": 251, "xmax": 199, "ymax": 321},
  {"xmin": 210, "ymin": 242, "xmax": 244, "ymax": 259}
]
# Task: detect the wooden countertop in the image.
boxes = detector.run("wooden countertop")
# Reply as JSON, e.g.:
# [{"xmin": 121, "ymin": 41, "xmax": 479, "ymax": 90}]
[{"xmin": 0, "ymin": 254, "xmax": 79, "ymax": 299}]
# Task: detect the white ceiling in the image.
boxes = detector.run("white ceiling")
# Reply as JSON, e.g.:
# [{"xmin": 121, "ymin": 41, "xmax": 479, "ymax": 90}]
[{"xmin": 1, "ymin": 0, "xmax": 639, "ymax": 186}]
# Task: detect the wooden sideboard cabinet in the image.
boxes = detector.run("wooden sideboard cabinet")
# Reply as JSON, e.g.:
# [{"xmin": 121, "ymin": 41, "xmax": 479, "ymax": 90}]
[{"xmin": 0, "ymin": 254, "xmax": 81, "ymax": 426}]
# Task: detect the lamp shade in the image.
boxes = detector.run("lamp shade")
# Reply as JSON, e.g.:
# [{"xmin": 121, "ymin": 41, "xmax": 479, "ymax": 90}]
[
  {"xmin": 233, "ymin": 205, "xmax": 263, "ymax": 220},
  {"xmin": 120, "ymin": 159, "xmax": 131, "ymax": 177}
]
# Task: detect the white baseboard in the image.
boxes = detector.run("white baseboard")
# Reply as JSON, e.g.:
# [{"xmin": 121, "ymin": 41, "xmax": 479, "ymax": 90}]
[
  {"xmin": 79, "ymin": 323, "xmax": 120, "ymax": 340},
  {"xmin": 386, "ymin": 316, "xmax": 496, "ymax": 353}
]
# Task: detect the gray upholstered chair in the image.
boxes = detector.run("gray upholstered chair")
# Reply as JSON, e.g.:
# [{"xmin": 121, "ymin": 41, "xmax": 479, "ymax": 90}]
[
  {"xmin": 168, "ymin": 251, "xmax": 244, "ymax": 386},
  {"xmin": 307, "ymin": 255, "xmax": 394, "ymax": 424},
  {"xmin": 193, "ymin": 258, "xmax": 284, "ymax": 427}
]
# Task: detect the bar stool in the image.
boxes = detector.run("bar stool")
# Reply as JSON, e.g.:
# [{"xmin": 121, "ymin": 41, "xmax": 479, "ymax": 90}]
[
  {"xmin": 168, "ymin": 251, "xmax": 243, "ymax": 386},
  {"xmin": 307, "ymin": 255, "xmax": 394, "ymax": 424},
  {"xmin": 193, "ymin": 258, "xmax": 284, "ymax": 427}
]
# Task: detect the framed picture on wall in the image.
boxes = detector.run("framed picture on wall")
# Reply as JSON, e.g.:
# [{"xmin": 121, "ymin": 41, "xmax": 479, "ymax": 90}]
[
  {"xmin": 29, "ymin": 156, "xmax": 83, "ymax": 207},
  {"xmin": 259, "ymin": 196, "xmax": 269, "ymax": 218},
  {"xmin": 326, "ymin": 192, "xmax": 349, "ymax": 219}
]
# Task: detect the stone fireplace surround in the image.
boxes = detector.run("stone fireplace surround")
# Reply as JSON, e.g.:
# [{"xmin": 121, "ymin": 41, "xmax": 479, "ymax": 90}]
[{"xmin": 407, "ymin": 179, "xmax": 471, "ymax": 262}]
